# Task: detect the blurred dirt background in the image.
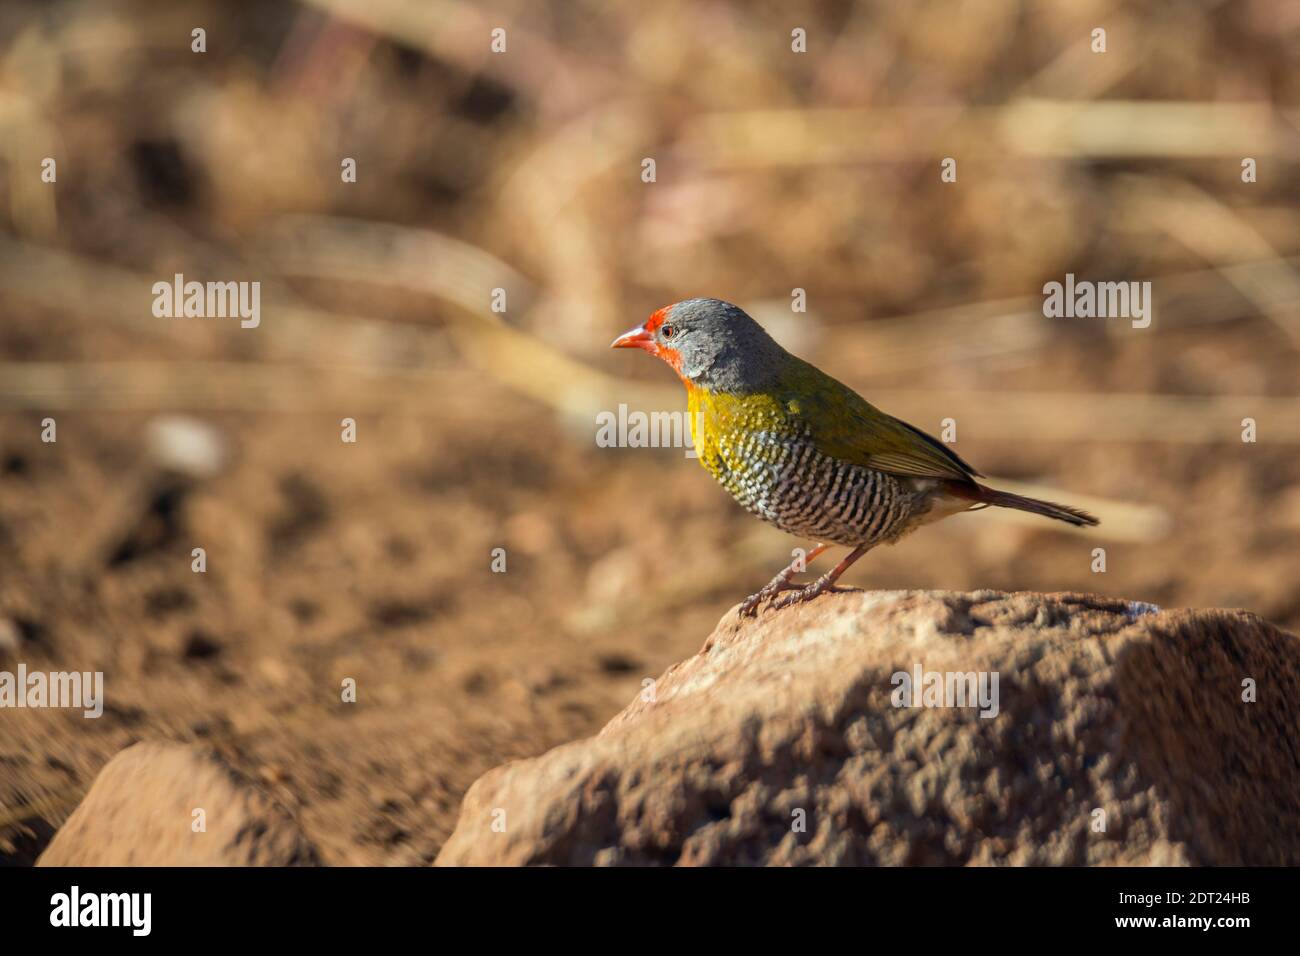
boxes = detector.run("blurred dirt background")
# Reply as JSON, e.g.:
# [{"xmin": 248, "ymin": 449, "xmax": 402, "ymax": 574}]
[{"xmin": 1, "ymin": 0, "xmax": 1299, "ymax": 865}]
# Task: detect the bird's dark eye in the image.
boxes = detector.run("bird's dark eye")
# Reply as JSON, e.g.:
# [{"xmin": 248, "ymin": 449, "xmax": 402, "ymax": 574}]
[{"xmin": 661, "ymin": 324, "xmax": 676, "ymax": 339}]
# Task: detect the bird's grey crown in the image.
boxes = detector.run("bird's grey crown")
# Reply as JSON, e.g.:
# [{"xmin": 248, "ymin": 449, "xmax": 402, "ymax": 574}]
[{"xmin": 665, "ymin": 298, "xmax": 791, "ymax": 393}]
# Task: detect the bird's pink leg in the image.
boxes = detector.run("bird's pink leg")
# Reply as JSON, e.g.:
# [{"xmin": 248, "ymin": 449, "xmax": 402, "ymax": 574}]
[
  {"xmin": 771, "ymin": 544, "xmax": 870, "ymax": 610},
  {"xmin": 738, "ymin": 543, "xmax": 830, "ymax": 617}
]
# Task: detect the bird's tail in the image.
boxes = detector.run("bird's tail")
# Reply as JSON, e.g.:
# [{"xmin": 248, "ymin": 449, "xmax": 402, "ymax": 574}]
[{"xmin": 946, "ymin": 481, "xmax": 1099, "ymax": 528}]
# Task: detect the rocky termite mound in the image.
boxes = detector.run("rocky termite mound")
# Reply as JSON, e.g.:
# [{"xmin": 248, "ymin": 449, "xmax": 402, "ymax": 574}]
[{"xmin": 436, "ymin": 590, "xmax": 1300, "ymax": 866}]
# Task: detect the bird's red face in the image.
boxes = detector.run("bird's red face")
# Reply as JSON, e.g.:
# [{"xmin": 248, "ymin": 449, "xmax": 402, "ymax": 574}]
[{"xmin": 610, "ymin": 306, "xmax": 686, "ymax": 377}]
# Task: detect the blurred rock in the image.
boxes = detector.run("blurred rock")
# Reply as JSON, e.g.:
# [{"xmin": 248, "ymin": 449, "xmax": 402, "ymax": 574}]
[
  {"xmin": 37, "ymin": 742, "xmax": 319, "ymax": 866},
  {"xmin": 436, "ymin": 590, "xmax": 1300, "ymax": 866},
  {"xmin": 503, "ymin": 510, "xmax": 557, "ymax": 556},
  {"xmin": 146, "ymin": 415, "xmax": 228, "ymax": 479},
  {"xmin": 0, "ymin": 618, "xmax": 21, "ymax": 655}
]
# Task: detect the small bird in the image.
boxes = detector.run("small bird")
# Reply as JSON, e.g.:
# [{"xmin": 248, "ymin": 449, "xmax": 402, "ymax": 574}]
[{"xmin": 612, "ymin": 298, "xmax": 1098, "ymax": 615}]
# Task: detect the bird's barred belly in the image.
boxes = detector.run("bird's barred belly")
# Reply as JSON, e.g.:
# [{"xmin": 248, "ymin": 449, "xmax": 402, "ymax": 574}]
[{"xmin": 710, "ymin": 432, "xmax": 933, "ymax": 547}]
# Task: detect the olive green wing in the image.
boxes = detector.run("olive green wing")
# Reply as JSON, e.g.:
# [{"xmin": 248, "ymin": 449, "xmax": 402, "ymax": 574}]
[{"xmin": 780, "ymin": 359, "xmax": 982, "ymax": 482}]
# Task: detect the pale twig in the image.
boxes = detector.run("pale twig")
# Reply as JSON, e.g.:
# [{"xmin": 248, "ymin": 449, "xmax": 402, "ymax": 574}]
[
  {"xmin": 257, "ymin": 214, "xmax": 535, "ymax": 321},
  {"xmin": 680, "ymin": 101, "xmax": 1286, "ymax": 169},
  {"xmin": 822, "ymin": 256, "xmax": 1300, "ymax": 376},
  {"xmin": 0, "ymin": 236, "xmax": 405, "ymax": 368},
  {"xmin": 1114, "ymin": 175, "xmax": 1300, "ymax": 349}
]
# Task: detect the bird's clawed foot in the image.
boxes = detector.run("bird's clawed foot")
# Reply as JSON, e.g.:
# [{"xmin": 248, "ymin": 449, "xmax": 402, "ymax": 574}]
[
  {"xmin": 770, "ymin": 574, "xmax": 848, "ymax": 610},
  {"xmin": 738, "ymin": 574, "xmax": 800, "ymax": 617},
  {"xmin": 737, "ymin": 543, "xmax": 846, "ymax": 617}
]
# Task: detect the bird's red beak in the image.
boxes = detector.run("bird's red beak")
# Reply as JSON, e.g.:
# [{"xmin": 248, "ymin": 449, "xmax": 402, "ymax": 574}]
[
  {"xmin": 610, "ymin": 323, "xmax": 656, "ymax": 353},
  {"xmin": 612, "ymin": 308, "xmax": 688, "ymax": 380}
]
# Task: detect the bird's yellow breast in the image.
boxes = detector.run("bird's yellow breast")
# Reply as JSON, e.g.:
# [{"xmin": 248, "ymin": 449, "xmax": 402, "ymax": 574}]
[{"xmin": 687, "ymin": 386, "xmax": 798, "ymax": 483}]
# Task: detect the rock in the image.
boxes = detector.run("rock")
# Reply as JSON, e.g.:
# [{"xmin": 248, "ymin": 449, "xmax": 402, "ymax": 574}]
[
  {"xmin": 146, "ymin": 415, "xmax": 228, "ymax": 479},
  {"xmin": 435, "ymin": 590, "xmax": 1300, "ymax": 866},
  {"xmin": 0, "ymin": 618, "xmax": 20, "ymax": 655},
  {"xmin": 37, "ymin": 742, "xmax": 320, "ymax": 866}
]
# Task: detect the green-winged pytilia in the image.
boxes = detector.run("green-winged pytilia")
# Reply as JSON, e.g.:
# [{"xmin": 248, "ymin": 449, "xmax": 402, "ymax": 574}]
[{"xmin": 612, "ymin": 298, "xmax": 1098, "ymax": 615}]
